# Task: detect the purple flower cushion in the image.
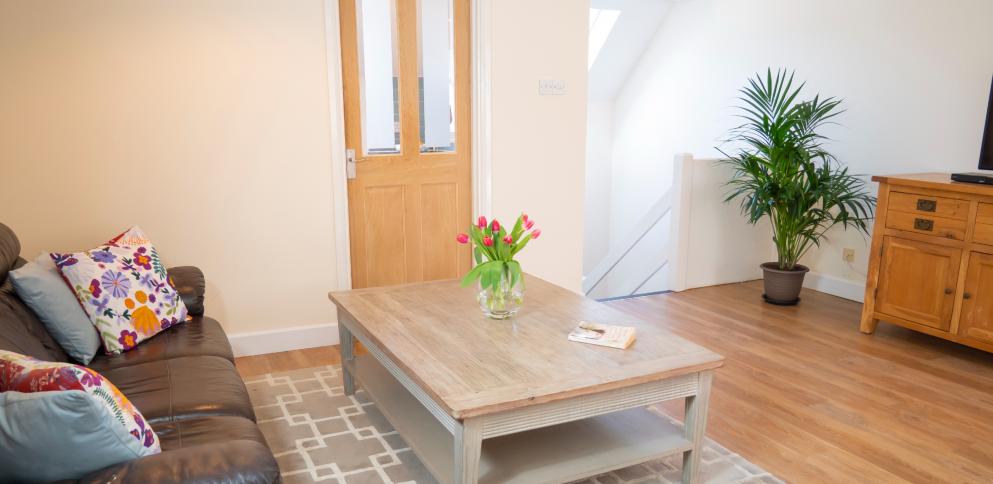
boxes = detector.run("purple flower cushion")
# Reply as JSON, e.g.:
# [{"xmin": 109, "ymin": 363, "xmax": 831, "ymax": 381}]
[{"xmin": 53, "ymin": 229, "xmax": 188, "ymax": 354}]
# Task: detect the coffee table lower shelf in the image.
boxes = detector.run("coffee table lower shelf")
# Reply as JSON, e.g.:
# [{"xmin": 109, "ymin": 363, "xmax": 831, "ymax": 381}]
[{"xmin": 349, "ymin": 354, "xmax": 693, "ymax": 484}]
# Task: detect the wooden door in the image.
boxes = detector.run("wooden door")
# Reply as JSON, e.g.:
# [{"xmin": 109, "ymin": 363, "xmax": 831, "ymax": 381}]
[
  {"xmin": 876, "ymin": 237, "xmax": 961, "ymax": 330},
  {"xmin": 339, "ymin": 0, "xmax": 471, "ymax": 288},
  {"xmin": 958, "ymin": 252, "xmax": 993, "ymax": 343}
]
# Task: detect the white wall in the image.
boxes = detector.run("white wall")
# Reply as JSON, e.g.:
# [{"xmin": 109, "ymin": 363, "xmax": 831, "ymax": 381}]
[
  {"xmin": 490, "ymin": 0, "xmax": 589, "ymax": 293},
  {"xmin": 669, "ymin": 156, "xmax": 774, "ymax": 291},
  {"xmin": 607, "ymin": 0, "xmax": 993, "ymax": 295},
  {"xmin": 584, "ymin": 101, "xmax": 613, "ymax": 273},
  {"xmin": 0, "ymin": 0, "xmax": 340, "ymax": 335}
]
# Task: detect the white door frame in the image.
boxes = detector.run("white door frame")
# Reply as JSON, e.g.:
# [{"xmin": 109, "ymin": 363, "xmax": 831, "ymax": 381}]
[{"xmin": 323, "ymin": 0, "xmax": 492, "ymax": 290}]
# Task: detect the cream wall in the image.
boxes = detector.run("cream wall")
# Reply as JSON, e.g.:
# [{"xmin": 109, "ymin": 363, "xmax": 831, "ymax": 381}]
[
  {"xmin": 601, "ymin": 0, "xmax": 993, "ymax": 297},
  {"xmin": 490, "ymin": 0, "xmax": 589, "ymax": 293},
  {"xmin": 0, "ymin": 1, "xmax": 339, "ymax": 334}
]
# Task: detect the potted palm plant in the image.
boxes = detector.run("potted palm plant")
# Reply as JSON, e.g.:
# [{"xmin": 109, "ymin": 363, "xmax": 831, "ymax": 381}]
[{"xmin": 720, "ymin": 69, "xmax": 876, "ymax": 305}]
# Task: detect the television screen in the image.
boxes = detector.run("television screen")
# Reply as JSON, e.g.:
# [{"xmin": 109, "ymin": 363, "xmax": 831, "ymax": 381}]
[{"xmin": 981, "ymin": 76, "xmax": 993, "ymax": 171}]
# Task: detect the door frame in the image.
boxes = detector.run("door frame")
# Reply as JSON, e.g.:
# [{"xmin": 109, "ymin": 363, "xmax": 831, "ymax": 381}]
[{"xmin": 323, "ymin": 0, "xmax": 491, "ymax": 290}]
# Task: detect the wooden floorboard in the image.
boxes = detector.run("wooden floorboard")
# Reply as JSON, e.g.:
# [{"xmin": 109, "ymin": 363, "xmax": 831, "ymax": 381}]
[
  {"xmin": 235, "ymin": 345, "xmax": 340, "ymax": 378},
  {"xmin": 236, "ymin": 281, "xmax": 993, "ymax": 482}
]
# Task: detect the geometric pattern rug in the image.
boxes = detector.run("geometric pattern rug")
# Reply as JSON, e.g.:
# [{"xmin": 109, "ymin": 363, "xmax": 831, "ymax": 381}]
[{"xmin": 244, "ymin": 365, "xmax": 782, "ymax": 484}]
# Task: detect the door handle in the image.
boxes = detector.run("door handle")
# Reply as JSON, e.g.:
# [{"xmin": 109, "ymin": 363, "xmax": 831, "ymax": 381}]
[
  {"xmin": 914, "ymin": 218, "xmax": 934, "ymax": 231},
  {"xmin": 945, "ymin": 288, "xmax": 953, "ymax": 295},
  {"xmin": 964, "ymin": 292, "xmax": 972, "ymax": 300},
  {"xmin": 916, "ymin": 199, "xmax": 937, "ymax": 212},
  {"xmin": 346, "ymin": 149, "xmax": 357, "ymax": 180}
]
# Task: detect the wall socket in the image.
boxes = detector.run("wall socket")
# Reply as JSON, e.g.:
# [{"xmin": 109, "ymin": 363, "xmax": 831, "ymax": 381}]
[{"xmin": 842, "ymin": 248, "xmax": 856, "ymax": 262}]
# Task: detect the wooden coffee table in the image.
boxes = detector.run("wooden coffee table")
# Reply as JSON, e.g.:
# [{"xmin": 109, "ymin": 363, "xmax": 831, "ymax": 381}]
[{"xmin": 329, "ymin": 275, "xmax": 724, "ymax": 484}]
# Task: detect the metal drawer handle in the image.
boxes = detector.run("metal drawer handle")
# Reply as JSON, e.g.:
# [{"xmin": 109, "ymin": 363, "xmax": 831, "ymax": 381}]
[
  {"xmin": 914, "ymin": 218, "xmax": 934, "ymax": 231},
  {"xmin": 916, "ymin": 199, "xmax": 937, "ymax": 212}
]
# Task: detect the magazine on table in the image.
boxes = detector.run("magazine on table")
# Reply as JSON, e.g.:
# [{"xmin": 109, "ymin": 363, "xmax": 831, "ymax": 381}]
[{"xmin": 568, "ymin": 321, "xmax": 636, "ymax": 349}]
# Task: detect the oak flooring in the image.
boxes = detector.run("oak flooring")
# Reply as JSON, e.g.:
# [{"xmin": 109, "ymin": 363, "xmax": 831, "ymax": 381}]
[
  {"xmin": 235, "ymin": 346, "xmax": 340, "ymax": 378},
  {"xmin": 236, "ymin": 281, "xmax": 993, "ymax": 483}
]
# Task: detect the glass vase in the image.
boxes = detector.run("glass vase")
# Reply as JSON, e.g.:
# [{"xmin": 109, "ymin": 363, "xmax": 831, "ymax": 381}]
[{"xmin": 478, "ymin": 269, "xmax": 525, "ymax": 319}]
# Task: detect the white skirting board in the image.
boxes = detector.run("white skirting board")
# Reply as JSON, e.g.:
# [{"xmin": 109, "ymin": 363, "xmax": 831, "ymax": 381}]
[
  {"xmin": 803, "ymin": 271, "xmax": 865, "ymax": 303},
  {"xmin": 228, "ymin": 323, "xmax": 340, "ymax": 357}
]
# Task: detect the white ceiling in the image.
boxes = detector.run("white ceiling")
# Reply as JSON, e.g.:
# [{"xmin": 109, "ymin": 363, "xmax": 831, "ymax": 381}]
[{"xmin": 588, "ymin": 0, "xmax": 672, "ymax": 102}]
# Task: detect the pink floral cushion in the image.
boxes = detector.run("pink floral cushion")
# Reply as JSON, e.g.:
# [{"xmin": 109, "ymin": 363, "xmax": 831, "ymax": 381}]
[
  {"xmin": 106, "ymin": 225, "xmax": 153, "ymax": 248},
  {"xmin": 52, "ymin": 226, "xmax": 188, "ymax": 354},
  {"xmin": 0, "ymin": 350, "xmax": 161, "ymax": 455}
]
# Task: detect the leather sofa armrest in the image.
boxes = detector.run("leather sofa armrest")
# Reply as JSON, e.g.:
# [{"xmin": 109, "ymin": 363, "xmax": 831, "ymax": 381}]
[
  {"xmin": 168, "ymin": 266, "xmax": 206, "ymax": 316},
  {"xmin": 74, "ymin": 440, "xmax": 280, "ymax": 484}
]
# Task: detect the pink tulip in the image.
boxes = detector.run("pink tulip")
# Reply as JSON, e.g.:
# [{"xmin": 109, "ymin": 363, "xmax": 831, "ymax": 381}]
[
  {"xmin": 522, "ymin": 213, "xmax": 529, "ymax": 223},
  {"xmin": 478, "ymin": 216, "xmax": 487, "ymax": 229},
  {"xmin": 525, "ymin": 219, "xmax": 535, "ymax": 230},
  {"xmin": 456, "ymin": 233, "xmax": 469, "ymax": 244},
  {"xmin": 483, "ymin": 236, "xmax": 493, "ymax": 247},
  {"xmin": 491, "ymin": 220, "xmax": 500, "ymax": 232},
  {"xmin": 503, "ymin": 235, "xmax": 513, "ymax": 244},
  {"xmin": 531, "ymin": 228, "xmax": 541, "ymax": 239}
]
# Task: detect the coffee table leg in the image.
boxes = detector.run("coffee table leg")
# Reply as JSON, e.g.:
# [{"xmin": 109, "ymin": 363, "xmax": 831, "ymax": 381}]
[
  {"xmin": 682, "ymin": 370, "xmax": 713, "ymax": 484},
  {"xmin": 453, "ymin": 418, "xmax": 483, "ymax": 483},
  {"xmin": 339, "ymin": 323, "xmax": 355, "ymax": 396}
]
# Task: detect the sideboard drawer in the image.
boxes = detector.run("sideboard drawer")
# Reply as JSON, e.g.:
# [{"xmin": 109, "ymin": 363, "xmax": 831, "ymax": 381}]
[
  {"xmin": 889, "ymin": 192, "xmax": 969, "ymax": 220},
  {"xmin": 885, "ymin": 210, "xmax": 966, "ymax": 240},
  {"xmin": 888, "ymin": 191, "xmax": 970, "ymax": 220},
  {"xmin": 975, "ymin": 203, "xmax": 993, "ymax": 245}
]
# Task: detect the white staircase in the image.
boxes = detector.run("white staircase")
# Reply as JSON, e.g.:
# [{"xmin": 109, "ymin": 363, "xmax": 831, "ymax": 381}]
[
  {"xmin": 583, "ymin": 153, "xmax": 771, "ymax": 300},
  {"xmin": 583, "ymin": 189, "xmax": 672, "ymax": 299}
]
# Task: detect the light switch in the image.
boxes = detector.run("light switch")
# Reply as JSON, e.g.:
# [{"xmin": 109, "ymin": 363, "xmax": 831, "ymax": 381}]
[{"xmin": 538, "ymin": 79, "xmax": 566, "ymax": 96}]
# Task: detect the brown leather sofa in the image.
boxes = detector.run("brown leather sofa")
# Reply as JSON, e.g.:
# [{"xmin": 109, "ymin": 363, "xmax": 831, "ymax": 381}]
[{"xmin": 0, "ymin": 223, "xmax": 280, "ymax": 483}]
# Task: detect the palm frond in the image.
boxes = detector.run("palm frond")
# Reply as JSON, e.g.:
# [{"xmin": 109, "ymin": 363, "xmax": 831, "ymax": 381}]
[{"xmin": 718, "ymin": 69, "xmax": 876, "ymax": 270}]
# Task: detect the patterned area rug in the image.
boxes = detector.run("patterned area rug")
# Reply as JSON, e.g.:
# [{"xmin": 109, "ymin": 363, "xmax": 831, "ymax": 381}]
[{"xmin": 245, "ymin": 365, "xmax": 781, "ymax": 484}]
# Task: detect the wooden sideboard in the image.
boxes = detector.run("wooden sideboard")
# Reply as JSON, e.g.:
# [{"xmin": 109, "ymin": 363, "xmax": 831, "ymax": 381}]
[{"xmin": 861, "ymin": 173, "xmax": 993, "ymax": 353}]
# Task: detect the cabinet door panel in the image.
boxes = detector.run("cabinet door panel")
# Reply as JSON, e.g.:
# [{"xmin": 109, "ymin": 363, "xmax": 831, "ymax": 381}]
[
  {"xmin": 876, "ymin": 237, "xmax": 961, "ymax": 330},
  {"xmin": 958, "ymin": 252, "xmax": 993, "ymax": 344}
]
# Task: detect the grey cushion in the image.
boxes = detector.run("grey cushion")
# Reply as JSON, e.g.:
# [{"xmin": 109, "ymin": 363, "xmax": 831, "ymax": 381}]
[
  {"xmin": 9, "ymin": 254, "xmax": 101, "ymax": 364},
  {"xmin": 0, "ymin": 391, "xmax": 152, "ymax": 482}
]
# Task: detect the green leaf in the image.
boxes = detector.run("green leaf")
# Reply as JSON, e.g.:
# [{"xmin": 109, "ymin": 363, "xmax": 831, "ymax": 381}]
[
  {"xmin": 510, "ymin": 215, "xmax": 525, "ymax": 242},
  {"xmin": 511, "ymin": 233, "xmax": 533, "ymax": 256},
  {"xmin": 460, "ymin": 262, "xmax": 487, "ymax": 287},
  {"xmin": 496, "ymin": 226, "xmax": 511, "ymax": 260},
  {"xmin": 508, "ymin": 260, "xmax": 522, "ymax": 288}
]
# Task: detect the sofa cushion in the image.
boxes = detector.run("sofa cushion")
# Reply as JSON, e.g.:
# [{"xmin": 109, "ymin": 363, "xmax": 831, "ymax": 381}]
[
  {"xmin": 72, "ymin": 417, "xmax": 277, "ymax": 484},
  {"xmin": 74, "ymin": 439, "xmax": 280, "ymax": 484},
  {"xmin": 153, "ymin": 416, "xmax": 269, "ymax": 451},
  {"xmin": 0, "ymin": 391, "xmax": 160, "ymax": 483},
  {"xmin": 9, "ymin": 254, "xmax": 102, "ymax": 364},
  {"xmin": 0, "ymin": 350, "xmax": 162, "ymax": 482},
  {"xmin": 73, "ymin": 417, "xmax": 278, "ymax": 484},
  {"xmin": 100, "ymin": 355, "xmax": 256, "ymax": 424},
  {"xmin": 54, "ymin": 228, "xmax": 189, "ymax": 355},
  {"xmin": 106, "ymin": 225, "xmax": 153, "ymax": 248},
  {"xmin": 88, "ymin": 316, "xmax": 234, "ymax": 372}
]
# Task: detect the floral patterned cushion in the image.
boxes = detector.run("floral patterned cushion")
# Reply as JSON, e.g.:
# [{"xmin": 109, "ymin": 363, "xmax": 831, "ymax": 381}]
[
  {"xmin": 52, "ymin": 227, "xmax": 188, "ymax": 354},
  {"xmin": 106, "ymin": 225, "xmax": 153, "ymax": 248},
  {"xmin": 0, "ymin": 350, "xmax": 161, "ymax": 456}
]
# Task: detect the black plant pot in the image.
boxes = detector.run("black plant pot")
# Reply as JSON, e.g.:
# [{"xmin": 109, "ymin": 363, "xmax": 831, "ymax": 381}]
[{"xmin": 760, "ymin": 262, "xmax": 809, "ymax": 305}]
